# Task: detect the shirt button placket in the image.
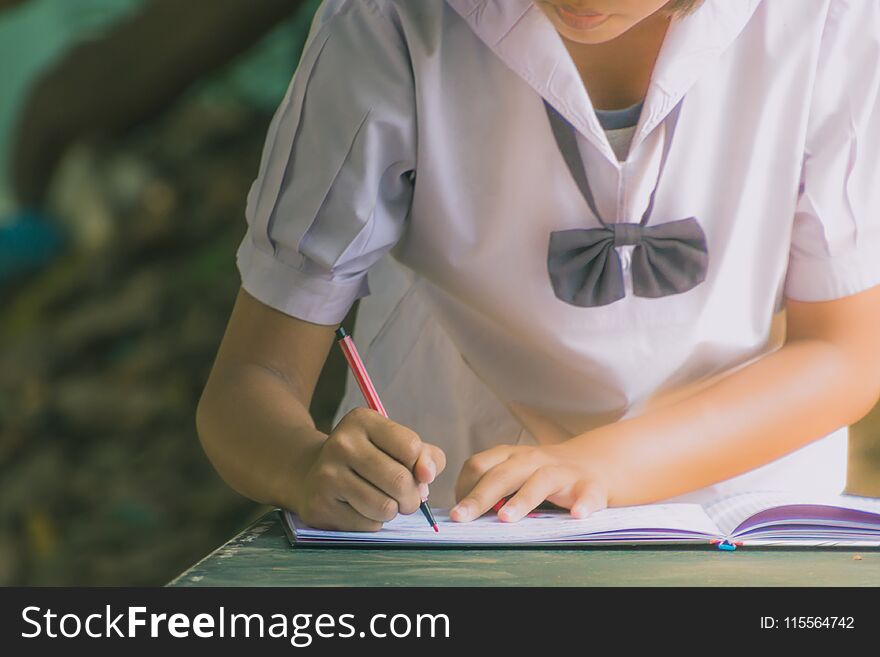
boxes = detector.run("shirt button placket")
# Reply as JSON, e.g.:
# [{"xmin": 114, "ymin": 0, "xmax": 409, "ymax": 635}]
[
  {"xmin": 617, "ymin": 146, "xmax": 634, "ymax": 294},
  {"xmin": 620, "ymin": 245, "xmax": 634, "ymax": 295}
]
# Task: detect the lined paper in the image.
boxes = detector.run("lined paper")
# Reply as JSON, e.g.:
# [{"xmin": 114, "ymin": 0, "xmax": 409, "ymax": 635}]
[
  {"xmin": 286, "ymin": 503, "xmax": 720, "ymax": 546},
  {"xmin": 284, "ymin": 493, "xmax": 880, "ymax": 548},
  {"xmin": 705, "ymin": 491, "xmax": 880, "ymax": 540}
]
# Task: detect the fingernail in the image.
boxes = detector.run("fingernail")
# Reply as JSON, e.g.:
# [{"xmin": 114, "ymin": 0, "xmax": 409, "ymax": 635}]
[
  {"xmin": 452, "ymin": 503, "xmax": 471, "ymax": 520},
  {"xmin": 499, "ymin": 505, "xmax": 516, "ymax": 520},
  {"xmin": 418, "ymin": 482, "xmax": 430, "ymax": 499},
  {"xmin": 427, "ymin": 461, "xmax": 437, "ymax": 481}
]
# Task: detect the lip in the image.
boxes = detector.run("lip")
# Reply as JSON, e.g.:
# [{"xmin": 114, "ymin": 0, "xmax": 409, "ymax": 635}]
[{"xmin": 555, "ymin": 5, "xmax": 610, "ymax": 30}]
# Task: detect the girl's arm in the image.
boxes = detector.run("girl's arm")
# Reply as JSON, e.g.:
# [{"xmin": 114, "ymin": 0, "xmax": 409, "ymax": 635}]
[
  {"xmin": 197, "ymin": 288, "xmax": 336, "ymax": 512},
  {"xmin": 451, "ymin": 284, "xmax": 880, "ymax": 522},
  {"xmin": 196, "ymin": 288, "xmax": 444, "ymax": 530}
]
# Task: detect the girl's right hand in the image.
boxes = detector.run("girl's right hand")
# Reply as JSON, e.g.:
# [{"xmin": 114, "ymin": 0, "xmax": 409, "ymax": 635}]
[{"xmin": 294, "ymin": 407, "xmax": 446, "ymax": 531}]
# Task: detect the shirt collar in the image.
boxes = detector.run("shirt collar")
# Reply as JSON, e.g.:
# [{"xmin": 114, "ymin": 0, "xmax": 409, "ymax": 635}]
[{"xmin": 445, "ymin": 0, "xmax": 762, "ymax": 163}]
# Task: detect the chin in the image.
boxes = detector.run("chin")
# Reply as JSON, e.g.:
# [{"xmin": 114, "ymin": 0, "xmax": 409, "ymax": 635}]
[
  {"xmin": 538, "ymin": 4, "xmax": 627, "ymax": 44},
  {"xmin": 552, "ymin": 20, "xmax": 626, "ymax": 44}
]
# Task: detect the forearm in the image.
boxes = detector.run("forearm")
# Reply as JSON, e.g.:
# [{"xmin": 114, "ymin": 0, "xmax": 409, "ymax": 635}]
[
  {"xmin": 569, "ymin": 339, "xmax": 880, "ymax": 506},
  {"xmin": 196, "ymin": 362, "xmax": 326, "ymax": 511}
]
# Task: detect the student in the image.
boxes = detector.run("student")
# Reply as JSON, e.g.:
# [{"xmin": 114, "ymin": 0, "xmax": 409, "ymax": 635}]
[{"xmin": 196, "ymin": 0, "xmax": 880, "ymax": 531}]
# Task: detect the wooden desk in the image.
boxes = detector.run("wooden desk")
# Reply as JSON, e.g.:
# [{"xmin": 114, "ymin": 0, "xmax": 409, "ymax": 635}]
[{"xmin": 169, "ymin": 511, "xmax": 880, "ymax": 586}]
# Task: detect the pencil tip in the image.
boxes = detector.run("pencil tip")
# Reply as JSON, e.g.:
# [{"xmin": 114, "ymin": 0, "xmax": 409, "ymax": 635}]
[{"xmin": 433, "ymin": 525, "xmax": 439, "ymax": 533}]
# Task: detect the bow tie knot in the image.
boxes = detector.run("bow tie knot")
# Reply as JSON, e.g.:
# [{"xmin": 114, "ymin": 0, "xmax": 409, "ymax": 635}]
[{"xmin": 611, "ymin": 222, "xmax": 643, "ymax": 247}]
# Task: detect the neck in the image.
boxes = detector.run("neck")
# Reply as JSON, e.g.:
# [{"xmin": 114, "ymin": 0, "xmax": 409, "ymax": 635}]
[{"xmin": 561, "ymin": 13, "xmax": 672, "ymax": 110}]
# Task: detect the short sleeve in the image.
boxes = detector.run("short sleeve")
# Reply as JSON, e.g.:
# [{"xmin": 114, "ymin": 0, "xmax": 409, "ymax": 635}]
[
  {"xmin": 236, "ymin": 0, "xmax": 417, "ymax": 325},
  {"xmin": 784, "ymin": 0, "xmax": 880, "ymax": 302}
]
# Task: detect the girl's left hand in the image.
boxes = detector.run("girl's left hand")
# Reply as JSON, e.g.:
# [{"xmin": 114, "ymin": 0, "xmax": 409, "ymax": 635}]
[{"xmin": 450, "ymin": 444, "xmax": 611, "ymax": 522}]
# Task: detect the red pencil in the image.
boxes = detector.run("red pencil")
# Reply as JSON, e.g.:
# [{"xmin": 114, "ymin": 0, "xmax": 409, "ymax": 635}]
[{"xmin": 335, "ymin": 326, "xmax": 439, "ymax": 532}]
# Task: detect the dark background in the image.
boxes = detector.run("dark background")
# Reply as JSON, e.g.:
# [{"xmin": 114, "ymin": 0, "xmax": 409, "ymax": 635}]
[{"xmin": 0, "ymin": 0, "xmax": 877, "ymax": 586}]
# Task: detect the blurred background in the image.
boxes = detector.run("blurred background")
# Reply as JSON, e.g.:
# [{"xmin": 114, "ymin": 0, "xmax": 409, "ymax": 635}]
[
  {"xmin": 0, "ymin": 0, "xmax": 878, "ymax": 586},
  {"xmin": 0, "ymin": 0, "xmax": 360, "ymax": 585}
]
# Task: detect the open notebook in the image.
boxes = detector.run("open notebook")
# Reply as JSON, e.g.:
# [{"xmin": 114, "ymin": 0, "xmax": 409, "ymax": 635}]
[{"xmin": 282, "ymin": 492, "xmax": 880, "ymax": 549}]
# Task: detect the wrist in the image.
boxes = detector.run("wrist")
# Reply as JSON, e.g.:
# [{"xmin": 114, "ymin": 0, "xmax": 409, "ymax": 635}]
[
  {"xmin": 275, "ymin": 426, "xmax": 326, "ymax": 512},
  {"xmin": 556, "ymin": 426, "xmax": 625, "ymax": 506}
]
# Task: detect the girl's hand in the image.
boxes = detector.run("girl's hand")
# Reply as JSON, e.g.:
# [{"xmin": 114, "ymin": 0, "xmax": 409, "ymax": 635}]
[
  {"xmin": 296, "ymin": 407, "xmax": 446, "ymax": 531},
  {"xmin": 451, "ymin": 444, "xmax": 610, "ymax": 523}
]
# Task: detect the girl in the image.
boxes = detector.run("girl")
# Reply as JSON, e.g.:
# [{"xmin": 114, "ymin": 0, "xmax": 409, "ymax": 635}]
[{"xmin": 196, "ymin": 0, "xmax": 880, "ymax": 531}]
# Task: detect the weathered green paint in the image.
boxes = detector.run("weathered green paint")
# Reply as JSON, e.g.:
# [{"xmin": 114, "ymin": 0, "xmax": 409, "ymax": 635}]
[{"xmin": 169, "ymin": 511, "xmax": 880, "ymax": 587}]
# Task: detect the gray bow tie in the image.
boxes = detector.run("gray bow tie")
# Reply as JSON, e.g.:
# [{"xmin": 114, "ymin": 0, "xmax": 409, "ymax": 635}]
[{"xmin": 544, "ymin": 99, "xmax": 709, "ymax": 308}]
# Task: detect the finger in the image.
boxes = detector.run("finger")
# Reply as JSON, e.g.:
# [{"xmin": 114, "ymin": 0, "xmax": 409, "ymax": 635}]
[
  {"xmin": 363, "ymin": 414, "xmax": 424, "ymax": 470},
  {"xmin": 454, "ymin": 445, "xmax": 516, "ymax": 503},
  {"xmin": 450, "ymin": 461, "xmax": 526, "ymax": 522},
  {"xmin": 497, "ymin": 466, "xmax": 566, "ymax": 523},
  {"xmin": 567, "ymin": 480, "xmax": 608, "ymax": 518},
  {"xmin": 303, "ymin": 498, "xmax": 383, "ymax": 533},
  {"xmin": 430, "ymin": 444, "xmax": 447, "ymax": 475},
  {"xmin": 413, "ymin": 444, "xmax": 446, "ymax": 484},
  {"xmin": 338, "ymin": 469, "xmax": 402, "ymax": 523},
  {"xmin": 347, "ymin": 444, "xmax": 422, "ymax": 515},
  {"xmin": 330, "ymin": 500, "xmax": 384, "ymax": 532}
]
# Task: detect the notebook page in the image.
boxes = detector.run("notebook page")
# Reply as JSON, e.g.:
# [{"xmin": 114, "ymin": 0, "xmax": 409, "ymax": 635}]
[
  {"xmin": 705, "ymin": 491, "xmax": 880, "ymax": 538},
  {"xmin": 286, "ymin": 503, "xmax": 721, "ymax": 546}
]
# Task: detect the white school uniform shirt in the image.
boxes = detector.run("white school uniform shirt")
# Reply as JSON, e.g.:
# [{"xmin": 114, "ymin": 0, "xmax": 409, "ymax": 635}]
[{"xmin": 237, "ymin": 0, "xmax": 880, "ymax": 508}]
